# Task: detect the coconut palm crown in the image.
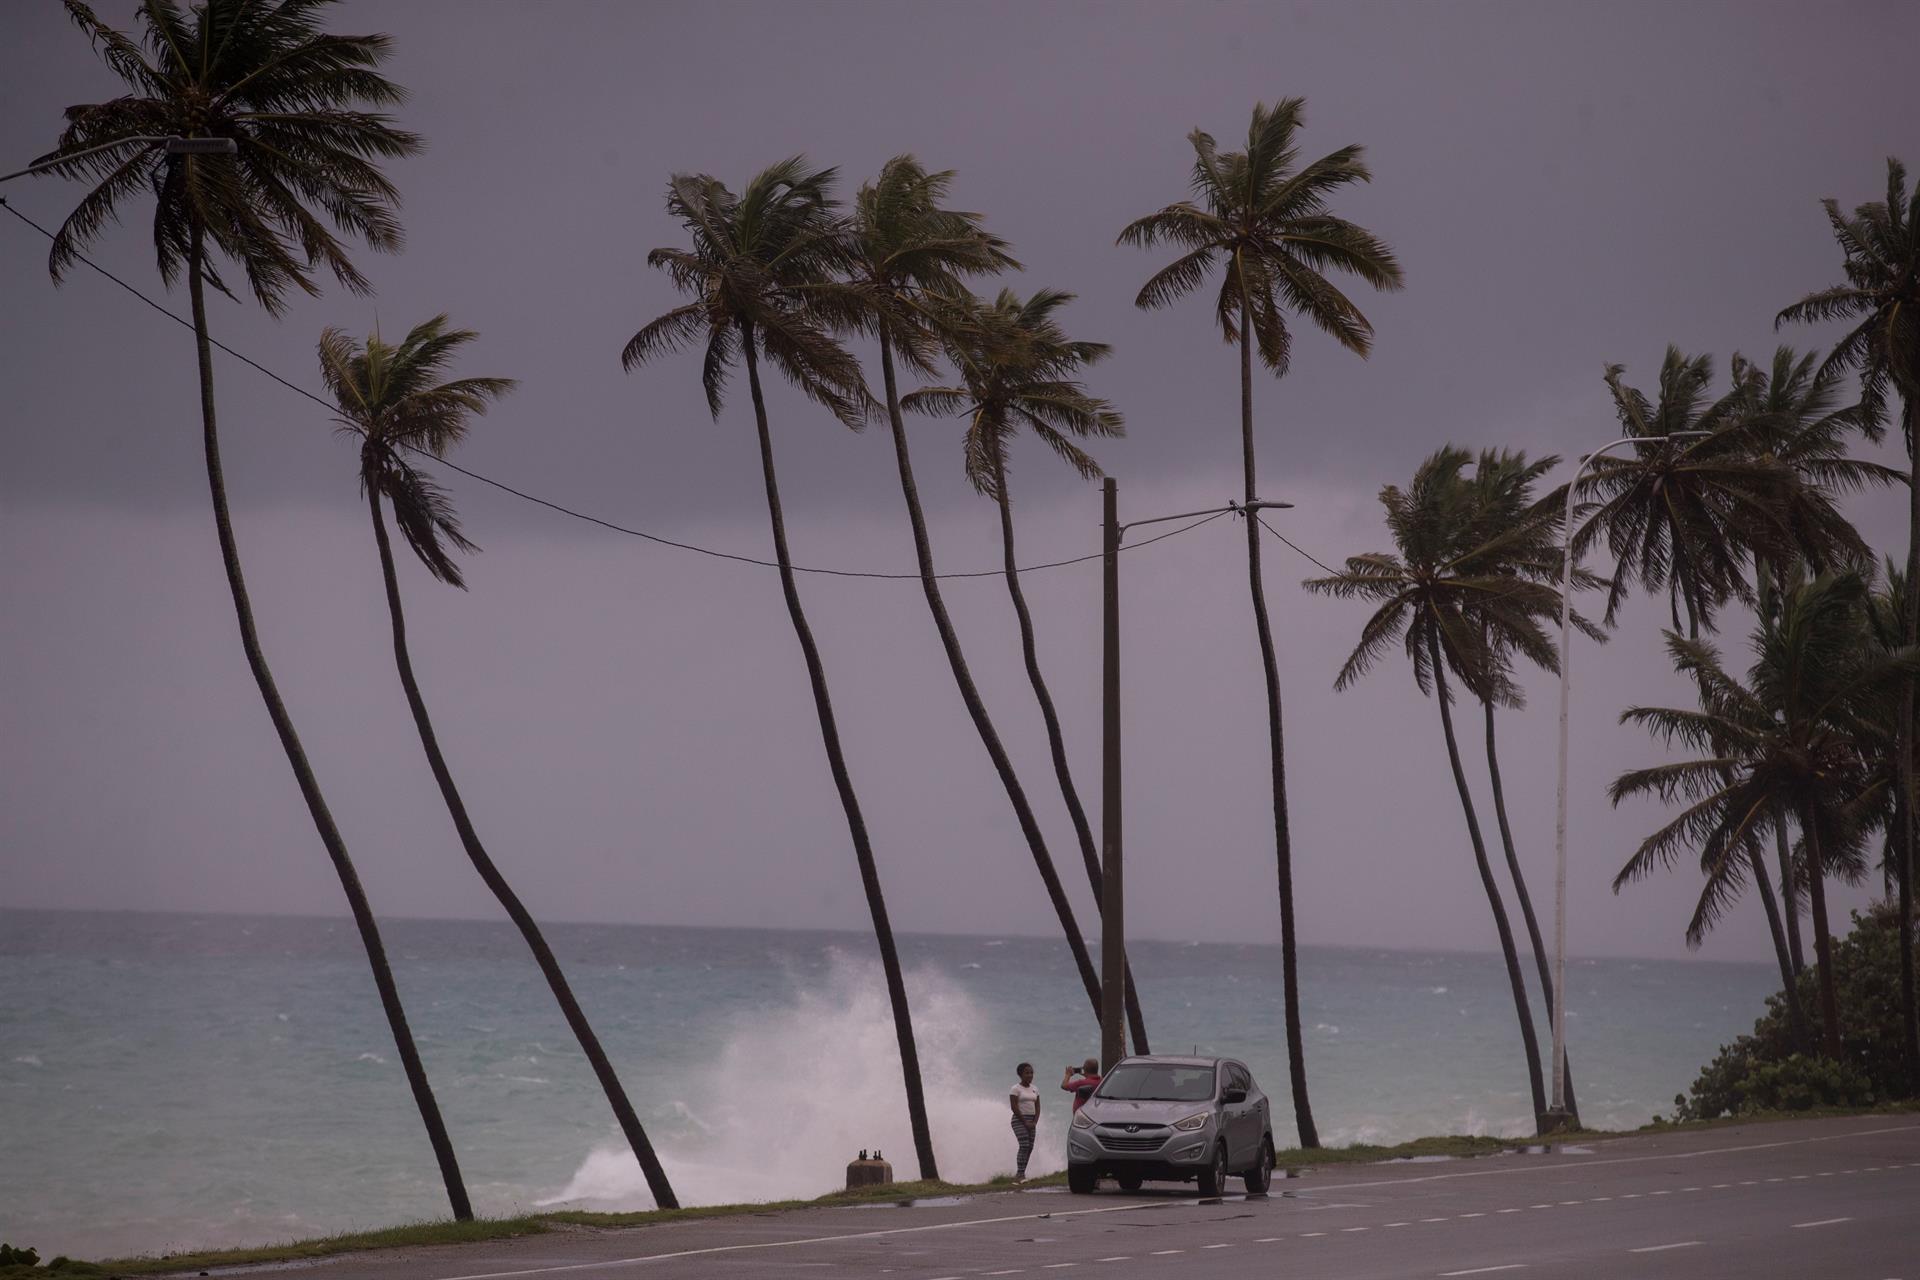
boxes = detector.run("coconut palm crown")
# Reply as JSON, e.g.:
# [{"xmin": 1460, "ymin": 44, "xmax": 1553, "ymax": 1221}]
[
  {"xmin": 906, "ymin": 288, "xmax": 1125, "ymax": 499},
  {"xmin": 1117, "ymin": 96, "xmax": 1403, "ymax": 365},
  {"xmin": 1778, "ymin": 157, "xmax": 1920, "ymax": 424},
  {"xmin": 620, "ymin": 158, "xmax": 866, "ymax": 425},
  {"xmin": 319, "ymin": 317, "xmax": 514, "ymax": 588},
  {"xmin": 36, "ymin": 0, "xmax": 421, "ymax": 311}
]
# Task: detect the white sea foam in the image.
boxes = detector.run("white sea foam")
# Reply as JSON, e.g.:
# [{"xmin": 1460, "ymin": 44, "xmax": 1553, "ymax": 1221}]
[
  {"xmin": 538, "ymin": 953, "xmax": 1040, "ymax": 1209},
  {"xmin": 12, "ymin": 1055, "xmax": 42, "ymax": 1067},
  {"xmin": 355, "ymin": 1052, "xmax": 386, "ymax": 1065}
]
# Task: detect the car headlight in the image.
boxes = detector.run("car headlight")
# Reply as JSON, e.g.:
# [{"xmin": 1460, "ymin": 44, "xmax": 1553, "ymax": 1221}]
[
  {"xmin": 1173, "ymin": 1112, "xmax": 1210, "ymax": 1132},
  {"xmin": 1072, "ymin": 1111, "xmax": 1095, "ymax": 1130}
]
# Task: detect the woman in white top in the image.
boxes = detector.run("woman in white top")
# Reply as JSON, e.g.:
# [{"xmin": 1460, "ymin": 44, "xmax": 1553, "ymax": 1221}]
[{"xmin": 1008, "ymin": 1061, "xmax": 1039, "ymax": 1182}]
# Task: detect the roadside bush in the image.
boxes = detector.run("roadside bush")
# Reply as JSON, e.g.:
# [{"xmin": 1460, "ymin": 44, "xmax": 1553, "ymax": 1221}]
[{"xmin": 1673, "ymin": 906, "xmax": 1915, "ymax": 1121}]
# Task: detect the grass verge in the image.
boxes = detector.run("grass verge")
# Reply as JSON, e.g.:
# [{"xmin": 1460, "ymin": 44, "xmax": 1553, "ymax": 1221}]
[{"xmin": 25, "ymin": 1103, "xmax": 1914, "ymax": 1277}]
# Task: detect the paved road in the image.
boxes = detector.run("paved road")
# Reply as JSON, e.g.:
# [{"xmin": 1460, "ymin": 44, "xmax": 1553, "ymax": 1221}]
[{"xmin": 261, "ymin": 1115, "xmax": 1920, "ymax": 1280}]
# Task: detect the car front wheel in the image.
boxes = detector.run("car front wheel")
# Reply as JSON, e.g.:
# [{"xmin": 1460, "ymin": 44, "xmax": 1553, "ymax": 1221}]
[
  {"xmin": 1068, "ymin": 1164, "xmax": 1097, "ymax": 1194},
  {"xmin": 1243, "ymin": 1137, "xmax": 1275, "ymax": 1193},
  {"xmin": 1197, "ymin": 1142, "xmax": 1229, "ymax": 1197}
]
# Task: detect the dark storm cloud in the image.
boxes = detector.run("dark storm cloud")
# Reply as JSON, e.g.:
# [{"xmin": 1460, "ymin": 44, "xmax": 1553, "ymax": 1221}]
[{"xmin": 2, "ymin": 0, "xmax": 1916, "ymax": 961}]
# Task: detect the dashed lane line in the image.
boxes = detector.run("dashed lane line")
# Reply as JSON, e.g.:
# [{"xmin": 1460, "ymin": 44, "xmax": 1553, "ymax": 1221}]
[
  {"xmin": 1793, "ymin": 1217, "xmax": 1854, "ymax": 1229},
  {"xmin": 1629, "ymin": 1242, "xmax": 1702, "ymax": 1253},
  {"xmin": 1440, "ymin": 1267, "xmax": 1527, "ymax": 1276}
]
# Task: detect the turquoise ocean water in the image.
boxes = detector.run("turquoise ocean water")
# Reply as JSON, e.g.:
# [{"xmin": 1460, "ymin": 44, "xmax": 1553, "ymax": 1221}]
[{"xmin": 0, "ymin": 909, "xmax": 1776, "ymax": 1258}]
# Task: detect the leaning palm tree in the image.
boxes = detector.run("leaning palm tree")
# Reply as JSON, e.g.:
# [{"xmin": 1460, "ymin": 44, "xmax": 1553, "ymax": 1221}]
[
  {"xmin": 1462, "ymin": 450, "xmax": 1603, "ymax": 1124},
  {"xmin": 1120, "ymin": 96, "xmax": 1403, "ymax": 1146},
  {"xmin": 1306, "ymin": 447, "xmax": 1572, "ymax": 1132},
  {"xmin": 904, "ymin": 286, "xmax": 1147, "ymax": 1049},
  {"xmin": 619, "ymin": 159, "xmax": 941, "ymax": 1181},
  {"xmin": 1613, "ymin": 571, "xmax": 1904, "ymax": 1058},
  {"xmin": 36, "ymin": 0, "xmax": 468, "ymax": 1217},
  {"xmin": 823, "ymin": 158, "xmax": 1105, "ymax": 1026},
  {"xmin": 319, "ymin": 317, "xmax": 679, "ymax": 1210},
  {"xmin": 1779, "ymin": 158, "xmax": 1920, "ymax": 1092}
]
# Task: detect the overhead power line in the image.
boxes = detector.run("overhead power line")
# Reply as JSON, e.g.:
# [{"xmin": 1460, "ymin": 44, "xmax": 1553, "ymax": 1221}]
[{"xmin": 2, "ymin": 197, "xmax": 1238, "ymax": 581}]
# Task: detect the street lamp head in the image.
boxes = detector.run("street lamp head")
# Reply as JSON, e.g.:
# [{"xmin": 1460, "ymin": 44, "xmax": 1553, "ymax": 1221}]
[
  {"xmin": 163, "ymin": 137, "xmax": 237, "ymax": 156},
  {"xmin": 1242, "ymin": 500, "xmax": 1294, "ymax": 512},
  {"xmin": 1666, "ymin": 430, "xmax": 1711, "ymax": 441}
]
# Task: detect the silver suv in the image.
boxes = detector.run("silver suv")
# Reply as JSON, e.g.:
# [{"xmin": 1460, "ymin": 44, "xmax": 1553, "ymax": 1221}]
[{"xmin": 1066, "ymin": 1055, "xmax": 1275, "ymax": 1196}]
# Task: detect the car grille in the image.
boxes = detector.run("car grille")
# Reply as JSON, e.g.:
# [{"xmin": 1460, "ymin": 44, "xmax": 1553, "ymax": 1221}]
[{"xmin": 1096, "ymin": 1127, "xmax": 1170, "ymax": 1152}]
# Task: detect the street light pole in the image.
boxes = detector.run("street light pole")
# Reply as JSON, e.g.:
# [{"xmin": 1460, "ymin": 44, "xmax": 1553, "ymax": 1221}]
[
  {"xmin": 0, "ymin": 136, "xmax": 237, "ymax": 186},
  {"xmin": 1546, "ymin": 430, "xmax": 1706, "ymax": 1127},
  {"xmin": 1101, "ymin": 478, "xmax": 1125, "ymax": 1074},
  {"xmin": 1100, "ymin": 482, "xmax": 1292, "ymax": 1073}
]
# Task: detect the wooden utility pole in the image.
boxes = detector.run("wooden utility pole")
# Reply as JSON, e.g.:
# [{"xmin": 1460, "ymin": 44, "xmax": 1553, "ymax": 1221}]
[{"xmin": 1101, "ymin": 477, "xmax": 1126, "ymax": 1074}]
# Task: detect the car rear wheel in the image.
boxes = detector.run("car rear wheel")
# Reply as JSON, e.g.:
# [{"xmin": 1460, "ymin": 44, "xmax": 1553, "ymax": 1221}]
[
  {"xmin": 1067, "ymin": 1164, "xmax": 1097, "ymax": 1194},
  {"xmin": 1243, "ymin": 1137, "xmax": 1275, "ymax": 1193},
  {"xmin": 1197, "ymin": 1141, "xmax": 1229, "ymax": 1197},
  {"xmin": 1116, "ymin": 1173, "xmax": 1145, "ymax": 1192}
]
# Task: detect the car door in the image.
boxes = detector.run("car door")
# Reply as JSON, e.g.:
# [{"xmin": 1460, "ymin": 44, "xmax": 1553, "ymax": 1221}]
[{"xmin": 1222, "ymin": 1062, "xmax": 1253, "ymax": 1166}]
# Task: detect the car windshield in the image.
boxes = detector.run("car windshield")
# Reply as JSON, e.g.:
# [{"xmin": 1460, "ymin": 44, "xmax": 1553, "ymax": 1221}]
[{"xmin": 1096, "ymin": 1063, "xmax": 1217, "ymax": 1102}]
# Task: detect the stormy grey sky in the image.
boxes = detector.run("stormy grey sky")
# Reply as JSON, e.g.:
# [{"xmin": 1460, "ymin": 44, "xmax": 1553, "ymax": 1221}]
[{"xmin": 3, "ymin": 0, "xmax": 1917, "ymax": 964}]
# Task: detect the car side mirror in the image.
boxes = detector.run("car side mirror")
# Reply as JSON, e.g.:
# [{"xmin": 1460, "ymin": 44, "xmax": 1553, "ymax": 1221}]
[{"xmin": 1221, "ymin": 1087, "xmax": 1247, "ymax": 1104}]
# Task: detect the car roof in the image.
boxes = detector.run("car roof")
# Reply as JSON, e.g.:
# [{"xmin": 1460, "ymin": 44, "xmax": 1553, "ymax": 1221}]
[{"xmin": 1113, "ymin": 1055, "xmax": 1225, "ymax": 1068}]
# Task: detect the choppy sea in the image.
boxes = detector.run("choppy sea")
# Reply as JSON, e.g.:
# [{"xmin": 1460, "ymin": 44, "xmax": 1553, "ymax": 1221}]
[{"xmin": 0, "ymin": 908, "xmax": 1776, "ymax": 1258}]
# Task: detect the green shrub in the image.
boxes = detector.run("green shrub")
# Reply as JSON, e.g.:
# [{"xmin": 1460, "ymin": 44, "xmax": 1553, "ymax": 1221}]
[{"xmin": 1675, "ymin": 907, "xmax": 1915, "ymax": 1121}]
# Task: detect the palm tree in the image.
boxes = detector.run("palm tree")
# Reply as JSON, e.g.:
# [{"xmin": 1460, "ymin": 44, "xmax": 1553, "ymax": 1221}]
[
  {"xmin": 1780, "ymin": 158, "xmax": 1920, "ymax": 1092},
  {"xmin": 1463, "ymin": 450, "xmax": 1603, "ymax": 1124},
  {"xmin": 1306, "ymin": 446, "xmax": 1575, "ymax": 1132},
  {"xmin": 903, "ymin": 286, "xmax": 1147, "ymax": 1049},
  {"xmin": 1739, "ymin": 343, "xmax": 1900, "ymax": 985},
  {"xmin": 319, "ymin": 317, "xmax": 680, "ymax": 1210},
  {"xmin": 36, "ymin": 0, "xmax": 469, "ymax": 1218},
  {"xmin": 1612, "ymin": 571, "xmax": 1905, "ymax": 1058},
  {"xmin": 1119, "ymin": 96, "xmax": 1404, "ymax": 1147},
  {"xmin": 1573, "ymin": 349, "xmax": 1806, "ymax": 639},
  {"xmin": 824, "ymin": 158, "xmax": 1105, "ymax": 1026},
  {"xmin": 620, "ymin": 159, "xmax": 941, "ymax": 1180}
]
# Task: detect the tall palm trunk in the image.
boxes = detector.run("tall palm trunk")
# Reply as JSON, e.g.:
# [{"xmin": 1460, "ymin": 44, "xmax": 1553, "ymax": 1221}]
[
  {"xmin": 876, "ymin": 331, "xmax": 1102, "ymax": 1020},
  {"xmin": 1897, "ymin": 788, "xmax": 1918, "ymax": 1096},
  {"xmin": 1237, "ymin": 277, "xmax": 1319, "ymax": 1148},
  {"xmin": 1758, "ymin": 560, "xmax": 1807, "ymax": 979},
  {"xmin": 1428, "ymin": 634, "xmax": 1547, "ymax": 1128},
  {"xmin": 1746, "ymin": 840, "xmax": 1809, "ymax": 1044},
  {"xmin": 740, "ymin": 324, "xmax": 938, "ymax": 1180},
  {"xmin": 1798, "ymin": 806, "xmax": 1843, "ymax": 1059},
  {"xmin": 988, "ymin": 449, "xmax": 1149, "ymax": 1051},
  {"xmin": 367, "ymin": 492, "xmax": 680, "ymax": 1210},
  {"xmin": 185, "ymin": 231, "xmax": 471, "ymax": 1220},
  {"xmin": 1903, "ymin": 395, "xmax": 1920, "ymax": 1096},
  {"xmin": 1481, "ymin": 700, "xmax": 1577, "ymax": 1122},
  {"xmin": 1776, "ymin": 818, "xmax": 1807, "ymax": 976}
]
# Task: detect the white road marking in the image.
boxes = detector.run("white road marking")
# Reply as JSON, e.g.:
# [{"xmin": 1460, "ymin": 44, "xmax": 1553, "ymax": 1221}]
[
  {"xmin": 1042, "ymin": 1264, "xmax": 1079, "ymax": 1270},
  {"xmin": 984, "ymin": 1271, "xmax": 1024, "ymax": 1276},
  {"xmin": 1528, "ymin": 1204, "xmax": 1552, "ymax": 1210},
  {"xmin": 1630, "ymin": 1242, "xmax": 1702, "ymax": 1253},
  {"xmin": 1296, "ymin": 1121, "xmax": 1920, "ymax": 1198},
  {"xmin": 1388, "ymin": 1220, "xmax": 1412, "ymax": 1226},
  {"xmin": 1558, "ymin": 1199, "xmax": 1584, "ymax": 1205},
  {"xmin": 1423, "ymin": 1216, "xmax": 1452, "ymax": 1221},
  {"xmin": 1591, "ymin": 1195, "xmax": 1612, "ymax": 1201},
  {"xmin": 1342, "ymin": 1226, "xmax": 1370, "ymax": 1233},
  {"xmin": 1302, "ymin": 1231, "xmax": 1327, "ymax": 1237},
  {"xmin": 1792, "ymin": 1217, "xmax": 1853, "ymax": 1228},
  {"xmin": 1202, "ymin": 1243, "xmax": 1232, "ymax": 1249},
  {"xmin": 1710, "ymin": 1183, "xmax": 1731, "ymax": 1188},
  {"xmin": 1440, "ymin": 1267, "xmax": 1527, "ymax": 1276},
  {"xmin": 1459, "ymin": 1211, "xmax": 1486, "ymax": 1218},
  {"xmin": 424, "ymin": 1196, "xmax": 1198, "ymax": 1280},
  {"xmin": 1254, "ymin": 1237, "xmax": 1284, "ymax": 1243},
  {"xmin": 1621, "ymin": 1192, "xmax": 1642, "ymax": 1199},
  {"xmin": 1681, "ymin": 1186, "xmax": 1702, "ymax": 1192},
  {"xmin": 1649, "ymin": 1189, "xmax": 1671, "ymax": 1195},
  {"xmin": 1496, "ymin": 1208, "xmax": 1522, "ymax": 1214},
  {"xmin": 1095, "ymin": 1258, "xmax": 1131, "ymax": 1263},
  {"xmin": 1150, "ymin": 1248, "xmax": 1184, "ymax": 1255}
]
